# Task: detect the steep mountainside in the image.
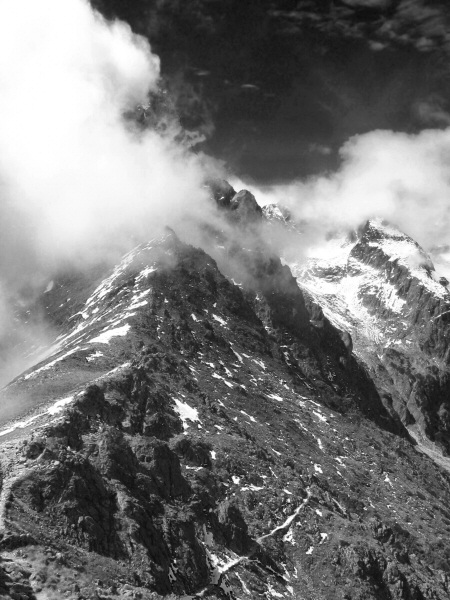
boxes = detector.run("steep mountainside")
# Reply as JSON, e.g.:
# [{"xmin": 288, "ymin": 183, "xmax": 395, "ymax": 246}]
[
  {"xmin": 0, "ymin": 191, "xmax": 449, "ymax": 599},
  {"xmin": 285, "ymin": 217, "xmax": 450, "ymax": 465}
]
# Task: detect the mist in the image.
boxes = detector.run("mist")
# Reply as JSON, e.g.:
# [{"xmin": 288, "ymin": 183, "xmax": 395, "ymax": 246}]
[
  {"xmin": 3, "ymin": 0, "xmax": 450, "ymax": 388},
  {"xmin": 0, "ymin": 0, "xmax": 220, "ymax": 285},
  {"xmin": 0, "ymin": 0, "xmax": 222, "ymax": 385},
  {"xmin": 240, "ymin": 127, "xmax": 450, "ymax": 262}
]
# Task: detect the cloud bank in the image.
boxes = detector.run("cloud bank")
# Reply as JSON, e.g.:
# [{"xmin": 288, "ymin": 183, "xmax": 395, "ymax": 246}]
[
  {"xmin": 0, "ymin": 0, "xmax": 221, "ymax": 385},
  {"xmin": 243, "ymin": 127, "xmax": 450, "ymax": 256},
  {"xmin": 0, "ymin": 0, "xmax": 215, "ymax": 291}
]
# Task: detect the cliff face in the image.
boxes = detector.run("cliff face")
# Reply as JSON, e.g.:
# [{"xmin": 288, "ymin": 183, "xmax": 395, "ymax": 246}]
[
  {"xmin": 0, "ymin": 195, "xmax": 449, "ymax": 599},
  {"xmin": 288, "ymin": 216, "xmax": 450, "ymax": 460}
]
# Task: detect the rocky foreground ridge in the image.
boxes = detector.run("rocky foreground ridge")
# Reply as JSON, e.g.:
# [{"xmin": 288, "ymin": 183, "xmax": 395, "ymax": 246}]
[{"xmin": 0, "ymin": 186, "xmax": 448, "ymax": 599}]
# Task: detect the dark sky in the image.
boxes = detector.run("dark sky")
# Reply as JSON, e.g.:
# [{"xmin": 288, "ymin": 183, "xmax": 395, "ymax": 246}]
[{"xmin": 91, "ymin": 0, "xmax": 450, "ymax": 183}]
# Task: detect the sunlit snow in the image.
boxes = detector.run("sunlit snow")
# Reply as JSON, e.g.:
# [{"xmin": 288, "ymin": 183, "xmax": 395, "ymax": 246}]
[
  {"xmin": 267, "ymin": 393, "xmax": 283, "ymax": 402},
  {"xmin": 212, "ymin": 314, "xmax": 227, "ymax": 326},
  {"xmin": 89, "ymin": 324, "xmax": 130, "ymax": 344},
  {"xmin": 47, "ymin": 396, "xmax": 75, "ymax": 415},
  {"xmin": 173, "ymin": 399, "xmax": 200, "ymax": 430},
  {"xmin": 86, "ymin": 350, "xmax": 104, "ymax": 362}
]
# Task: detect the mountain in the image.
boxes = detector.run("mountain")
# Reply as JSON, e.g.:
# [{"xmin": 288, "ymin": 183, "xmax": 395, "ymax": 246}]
[
  {"xmin": 284, "ymin": 217, "xmax": 450, "ymax": 467},
  {"xmin": 0, "ymin": 187, "xmax": 449, "ymax": 599}
]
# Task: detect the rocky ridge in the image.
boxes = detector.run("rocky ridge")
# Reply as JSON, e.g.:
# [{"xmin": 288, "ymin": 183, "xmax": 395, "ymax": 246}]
[
  {"xmin": 285, "ymin": 216, "xmax": 450, "ymax": 463},
  {"xmin": 0, "ymin": 189, "xmax": 448, "ymax": 598}
]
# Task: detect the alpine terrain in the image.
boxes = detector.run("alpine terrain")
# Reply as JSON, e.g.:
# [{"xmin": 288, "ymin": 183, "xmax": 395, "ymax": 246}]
[{"xmin": 0, "ymin": 184, "xmax": 449, "ymax": 600}]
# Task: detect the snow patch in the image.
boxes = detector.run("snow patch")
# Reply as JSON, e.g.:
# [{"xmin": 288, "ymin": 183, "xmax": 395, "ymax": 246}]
[
  {"xmin": 267, "ymin": 584, "xmax": 283, "ymax": 598},
  {"xmin": 47, "ymin": 396, "xmax": 75, "ymax": 415},
  {"xmin": 384, "ymin": 474, "xmax": 393, "ymax": 488},
  {"xmin": 212, "ymin": 372, "xmax": 234, "ymax": 388},
  {"xmin": 267, "ymin": 393, "xmax": 283, "ymax": 402},
  {"xmin": 136, "ymin": 266, "xmax": 157, "ymax": 282},
  {"xmin": 86, "ymin": 351, "xmax": 103, "ymax": 362},
  {"xmin": 231, "ymin": 348, "xmax": 243, "ymax": 363},
  {"xmin": 236, "ymin": 573, "xmax": 251, "ymax": 595},
  {"xmin": 173, "ymin": 399, "xmax": 200, "ymax": 430},
  {"xmin": 0, "ymin": 395, "xmax": 75, "ymax": 438},
  {"xmin": 282, "ymin": 528, "xmax": 296, "ymax": 545},
  {"xmin": 89, "ymin": 325, "xmax": 130, "ymax": 344},
  {"xmin": 313, "ymin": 410, "xmax": 327, "ymax": 423},
  {"xmin": 253, "ymin": 358, "xmax": 266, "ymax": 370},
  {"xmin": 240, "ymin": 410, "xmax": 256, "ymax": 423},
  {"xmin": 212, "ymin": 314, "xmax": 227, "ymax": 326}
]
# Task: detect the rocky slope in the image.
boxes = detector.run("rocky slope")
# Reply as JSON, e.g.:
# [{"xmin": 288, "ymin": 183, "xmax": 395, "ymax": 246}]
[
  {"xmin": 0, "ymin": 191, "xmax": 449, "ymax": 599},
  {"xmin": 284, "ymin": 216, "xmax": 450, "ymax": 464}
]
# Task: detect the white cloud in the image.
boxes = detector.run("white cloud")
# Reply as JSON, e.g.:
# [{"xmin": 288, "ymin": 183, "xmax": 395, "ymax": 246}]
[
  {"xmin": 0, "ymin": 0, "xmax": 220, "ymax": 385},
  {"xmin": 243, "ymin": 127, "xmax": 450, "ymax": 253},
  {"xmin": 0, "ymin": 0, "xmax": 214, "ymax": 283}
]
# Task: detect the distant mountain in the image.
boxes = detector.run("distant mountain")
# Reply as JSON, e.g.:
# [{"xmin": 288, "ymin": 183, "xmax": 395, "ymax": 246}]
[
  {"xmin": 0, "ymin": 186, "xmax": 449, "ymax": 598},
  {"xmin": 280, "ymin": 216, "xmax": 450, "ymax": 465}
]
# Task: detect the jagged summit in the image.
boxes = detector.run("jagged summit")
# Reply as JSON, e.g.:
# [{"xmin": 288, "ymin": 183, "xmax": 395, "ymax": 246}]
[
  {"xmin": 206, "ymin": 180, "xmax": 263, "ymax": 227},
  {"xmin": 281, "ymin": 216, "xmax": 450, "ymax": 461},
  {"xmin": 357, "ymin": 219, "xmax": 448, "ymax": 294},
  {"xmin": 262, "ymin": 203, "xmax": 291, "ymax": 224},
  {"xmin": 206, "ymin": 179, "xmax": 236, "ymax": 209},
  {"xmin": 228, "ymin": 190, "xmax": 262, "ymax": 225},
  {"xmin": 0, "ymin": 191, "xmax": 449, "ymax": 598}
]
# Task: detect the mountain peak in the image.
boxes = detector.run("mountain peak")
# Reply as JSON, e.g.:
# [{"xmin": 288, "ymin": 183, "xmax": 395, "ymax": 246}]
[
  {"xmin": 228, "ymin": 189, "xmax": 263, "ymax": 224},
  {"xmin": 206, "ymin": 178, "xmax": 236, "ymax": 208},
  {"xmin": 282, "ymin": 214, "xmax": 450, "ymax": 462},
  {"xmin": 0, "ymin": 190, "xmax": 449, "ymax": 598},
  {"xmin": 356, "ymin": 218, "xmax": 448, "ymax": 299}
]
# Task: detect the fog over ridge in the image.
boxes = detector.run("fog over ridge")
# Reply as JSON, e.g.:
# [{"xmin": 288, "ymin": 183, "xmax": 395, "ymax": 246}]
[
  {"xmin": 0, "ymin": 0, "xmax": 218, "ymax": 289},
  {"xmin": 0, "ymin": 0, "xmax": 221, "ymax": 385},
  {"xmin": 239, "ymin": 127, "xmax": 450, "ymax": 264},
  {"xmin": 2, "ymin": 0, "xmax": 450, "ymax": 385}
]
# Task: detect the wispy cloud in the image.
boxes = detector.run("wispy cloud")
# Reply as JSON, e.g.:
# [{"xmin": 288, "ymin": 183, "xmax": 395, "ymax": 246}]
[
  {"xmin": 0, "ymin": 0, "xmax": 221, "ymax": 384},
  {"xmin": 241, "ymin": 127, "xmax": 450, "ymax": 255}
]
